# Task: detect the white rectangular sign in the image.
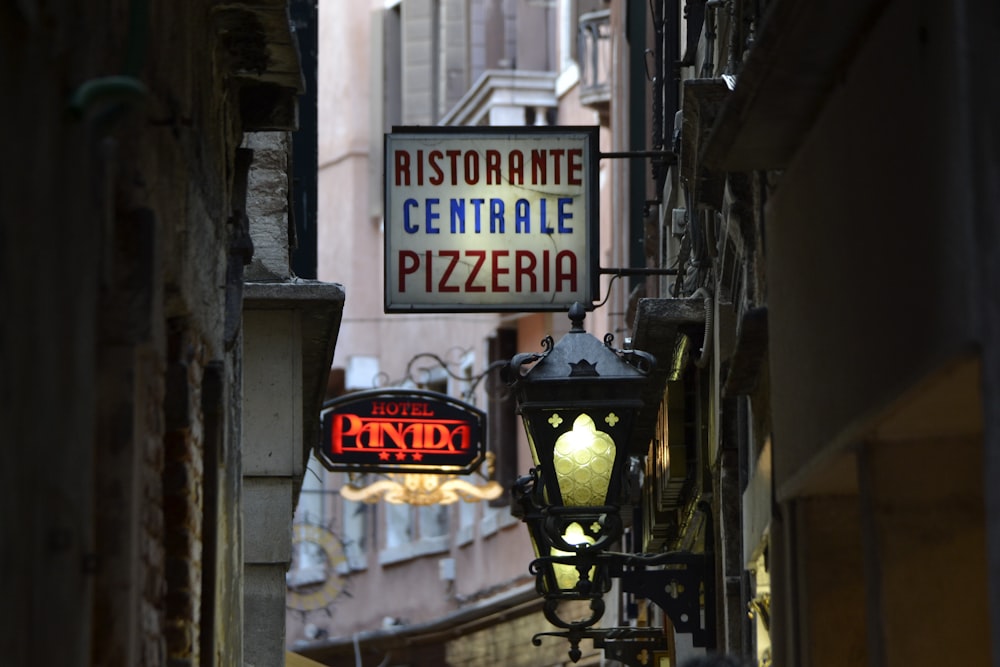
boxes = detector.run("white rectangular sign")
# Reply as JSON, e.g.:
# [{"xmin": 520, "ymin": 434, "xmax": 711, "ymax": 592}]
[{"xmin": 384, "ymin": 127, "xmax": 599, "ymax": 313}]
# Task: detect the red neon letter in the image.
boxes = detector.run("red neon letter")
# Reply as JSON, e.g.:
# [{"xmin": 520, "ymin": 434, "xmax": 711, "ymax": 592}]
[{"xmin": 331, "ymin": 414, "xmax": 363, "ymax": 454}]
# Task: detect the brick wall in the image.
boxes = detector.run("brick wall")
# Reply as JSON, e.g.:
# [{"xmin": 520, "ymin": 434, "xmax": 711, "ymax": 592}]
[
  {"xmin": 163, "ymin": 323, "xmax": 207, "ymax": 665},
  {"xmin": 445, "ymin": 609, "xmax": 601, "ymax": 667}
]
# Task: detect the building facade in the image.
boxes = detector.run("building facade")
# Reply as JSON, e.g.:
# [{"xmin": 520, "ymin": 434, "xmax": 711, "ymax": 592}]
[
  {"xmin": 292, "ymin": 1, "xmax": 621, "ymax": 666},
  {"xmin": 630, "ymin": 0, "xmax": 1000, "ymax": 664},
  {"xmin": 2, "ymin": 3, "xmax": 342, "ymax": 666},
  {"xmin": 295, "ymin": 0, "xmax": 1000, "ymax": 666}
]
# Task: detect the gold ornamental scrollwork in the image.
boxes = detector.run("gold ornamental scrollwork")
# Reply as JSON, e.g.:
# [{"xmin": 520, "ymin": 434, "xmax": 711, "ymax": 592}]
[{"xmin": 340, "ymin": 452, "xmax": 504, "ymax": 505}]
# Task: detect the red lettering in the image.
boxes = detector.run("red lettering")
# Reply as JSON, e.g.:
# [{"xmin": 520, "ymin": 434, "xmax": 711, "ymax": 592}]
[
  {"xmin": 452, "ymin": 424, "xmax": 471, "ymax": 450},
  {"xmin": 515, "ymin": 250, "xmax": 537, "ymax": 292},
  {"xmin": 464, "ymin": 150, "xmax": 479, "ymax": 185},
  {"xmin": 446, "ymin": 150, "xmax": 461, "ymax": 185},
  {"xmin": 555, "ymin": 250, "xmax": 577, "ymax": 291},
  {"xmin": 465, "ymin": 250, "xmax": 486, "ymax": 292},
  {"xmin": 332, "ymin": 414, "xmax": 363, "ymax": 453},
  {"xmin": 549, "ymin": 148, "xmax": 565, "ymax": 184},
  {"xmin": 509, "ymin": 150, "xmax": 524, "ymax": 185},
  {"xmin": 425, "ymin": 250, "xmax": 433, "ymax": 293},
  {"xmin": 423, "ymin": 423, "xmax": 453, "ymax": 450},
  {"xmin": 543, "ymin": 249, "xmax": 550, "ymax": 292},
  {"xmin": 394, "ymin": 150, "xmax": 410, "ymax": 186},
  {"xmin": 568, "ymin": 148, "xmax": 583, "ymax": 185},
  {"xmin": 399, "ymin": 250, "xmax": 419, "ymax": 292},
  {"xmin": 438, "ymin": 250, "xmax": 461, "ymax": 292},
  {"xmin": 401, "ymin": 423, "xmax": 424, "ymax": 448},
  {"xmin": 531, "ymin": 149, "xmax": 546, "ymax": 185},
  {"xmin": 358, "ymin": 421, "xmax": 383, "ymax": 448},
  {"xmin": 332, "ymin": 415, "xmax": 472, "ymax": 455},
  {"xmin": 485, "ymin": 150, "xmax": 501, "ymax": 184},
  {"xmin": 397, "ymin": 249, "xmax": 582, "ymax": 296},
  {"xmin": 381, "ymin": 422, "xmax": 405, "ymax": 447},
  {"xmin": 492, "ymin": 250, "xmax": 510, "ymax": 292},
  {"xmin": 428, "ymin": 150, "xmax": 444, "ymax": 185},
  {"xmin": 393, "ymin": 145, "xmax": 585, "ymax": 189}
]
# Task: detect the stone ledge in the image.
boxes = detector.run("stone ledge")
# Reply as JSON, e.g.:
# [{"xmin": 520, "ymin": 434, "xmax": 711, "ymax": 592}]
[
  {"xmin": 244, "ymin": 279, "xmax": 345, "ymax": 493},
  {"xmin": 630, "ymin": 297, "xmax": 707, "ymax": 455}
]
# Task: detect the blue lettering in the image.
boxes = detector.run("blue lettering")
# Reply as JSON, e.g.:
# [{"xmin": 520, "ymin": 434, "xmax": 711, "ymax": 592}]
[
  {"xmin": 490, "ymin": 198, "xmax": 505, "ymax": 233},
  {"xmin": 403, "ymin": 199, "xmax": 419, "ymax": 233},
  {"xmin": 558, "ymin": 198, "xmax": 573, "ymax": 233},
  {"xmin": 426, "ymin": 198, "xmax": 440, "ymax": 234},
  {"xmin": 540, "ymin": 198, "xmax": 553, "ymax": 234},
  {"xmin": 515, "ymin": 199, "xmax": 530, "ymax": 233},
  {"xmin": 471, "ymin": 199, "xmax": 485, "ymax": 232},
  {"xmin": 450, "ymin": 199, "xmax": 465, "ymax": 233}
]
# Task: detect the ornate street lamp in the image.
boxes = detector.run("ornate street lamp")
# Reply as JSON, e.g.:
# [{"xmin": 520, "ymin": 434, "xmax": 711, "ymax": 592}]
[
  {"xmin": 506, "ymin": 302, "xmax": 654, "ymax": 546},
  {"xmin": 505, "ymin": 304, "xmax": 654, "ymax": 644},
  {"xmin": 506, "ymin": 304, "xmax": 716, "ymax": 665}
]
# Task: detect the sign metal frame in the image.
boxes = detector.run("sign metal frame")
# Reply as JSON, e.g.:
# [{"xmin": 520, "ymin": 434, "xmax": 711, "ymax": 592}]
[
  {"xmin": 316, "ymin": 389, "xmax": 487, "ymax": 474},
  {"xmin": 383, "ymin": 125, "xmax": 600, "ymax": 313}
]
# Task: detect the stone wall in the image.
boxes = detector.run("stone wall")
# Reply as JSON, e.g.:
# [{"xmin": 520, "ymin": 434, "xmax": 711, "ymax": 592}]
[{"xmin": 0, "ymin": 2, "xmax": 302, "ymax": 665}]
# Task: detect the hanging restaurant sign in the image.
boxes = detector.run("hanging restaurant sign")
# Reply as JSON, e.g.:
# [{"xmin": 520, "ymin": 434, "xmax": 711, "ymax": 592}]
[
  {"xmin": 384, "ymin": 126, "xmax": 600, "ymax": 313},
  {"xmin": 316, "ymin": 389, "xmax": 487, "ymax": 474}
]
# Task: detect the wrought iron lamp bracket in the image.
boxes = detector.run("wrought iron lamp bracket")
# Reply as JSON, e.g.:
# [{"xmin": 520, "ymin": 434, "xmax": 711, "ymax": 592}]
[
  {"xmin": 532, "ymin": 626, "xmax": 668, "ymax": 667},
  {"xmin": 618, "ymin": 551, "xmax": 715, "ymax": 648}
]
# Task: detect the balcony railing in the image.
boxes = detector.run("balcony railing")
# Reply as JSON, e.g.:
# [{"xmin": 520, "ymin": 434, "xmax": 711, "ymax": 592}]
[{"xmin": 578, "ymin": 9, "xmax": 611, "ymax": 110}]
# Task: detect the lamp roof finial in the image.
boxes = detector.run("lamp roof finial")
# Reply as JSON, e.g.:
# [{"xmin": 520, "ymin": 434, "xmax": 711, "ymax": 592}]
[{"xmin": 568, "ymin": 302, "xmax": 586, "ymax": 332}]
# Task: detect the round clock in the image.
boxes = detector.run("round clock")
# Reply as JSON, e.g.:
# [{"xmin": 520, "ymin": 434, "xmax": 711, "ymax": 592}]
[{"xmin": 286, "ymin": 523, "xmax": 348, "ymax": 612}]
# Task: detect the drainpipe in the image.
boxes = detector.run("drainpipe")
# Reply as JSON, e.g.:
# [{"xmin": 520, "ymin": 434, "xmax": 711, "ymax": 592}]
[
  {"xmin": 703, "ymin": 0, "xmax": 726, "ymax": 78},
  {"xmin": 628, "ymin": 0, "xmax": 648, "ymax": 301}
]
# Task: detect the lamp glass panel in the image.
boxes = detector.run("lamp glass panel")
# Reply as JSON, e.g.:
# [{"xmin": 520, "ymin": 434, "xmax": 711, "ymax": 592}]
[
  {"xmin": 524, "ymin": 417, "xmax": 540, "ymax": 467},
  {"xmin": 553, "ymin": 413, "xmax": 615, "ymax": 506},
  {"xmin": 550, "ymin": 522, "xmax": 595, "ymax": 590}
]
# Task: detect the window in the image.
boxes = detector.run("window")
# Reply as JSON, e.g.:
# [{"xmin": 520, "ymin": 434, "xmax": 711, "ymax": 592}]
[
  {"xmin": 341, "ymin": 495, "xmax": 368, "ymax": 570},
  {"xmin": 384, "ymin": 501, "xmax": 412, "ymax": 550},
  {"xmin": 418, "ymin": 503, "xmax": 449, "ymax": 539},
  {"xmin": 346, "ymin": 355, "xmax": 380, "ymax": 391}
]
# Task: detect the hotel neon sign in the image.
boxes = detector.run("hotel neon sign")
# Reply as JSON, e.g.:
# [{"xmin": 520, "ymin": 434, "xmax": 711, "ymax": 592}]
[{"xmin": 316, "ymin": 389, "xmax": 486, "ymax": 474}]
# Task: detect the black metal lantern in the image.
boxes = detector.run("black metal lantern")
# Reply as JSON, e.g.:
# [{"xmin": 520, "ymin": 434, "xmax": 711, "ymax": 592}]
[
  {"xmin": 508, "ymin": 305, "xmax": 718, "ymax": 666},
  {"xmin": 506, "ymin": 303, "xmax": 655, "ymax": 576},
  {"xmin": 507, "ymin": 305, "xmax": 653, "ymax": 506},
  {"xmin": 506, "ymin": 304, "xmax": 656, "ymax": 661}
]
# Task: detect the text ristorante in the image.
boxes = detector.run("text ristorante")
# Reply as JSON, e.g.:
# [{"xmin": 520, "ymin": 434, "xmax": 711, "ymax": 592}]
[{"xmin": 394, "ymin": 148, "xmax": 585, "ymax": 188}]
